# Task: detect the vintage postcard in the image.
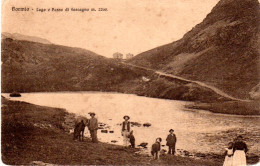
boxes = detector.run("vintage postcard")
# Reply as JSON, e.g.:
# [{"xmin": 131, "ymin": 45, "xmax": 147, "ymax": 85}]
[{"xmin": 1, "ymin": 0, "xmax": 259, "ymax": 165}]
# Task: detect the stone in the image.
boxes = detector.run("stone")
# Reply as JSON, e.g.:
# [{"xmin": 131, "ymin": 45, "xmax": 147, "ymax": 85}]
[
  {"xmin": 130, "ymin": 122, "xmax": 142, "ymax": 127},
  {"xmin": 101, "ymin": 130, "xmax": 108, "ymax": 133},
  {"xmin": 111, "ymin": 140, "xmax": 118, "ymax": 143},
  {"xmin": 10, "ymin": 92, "xmax": 21, "ymax": 97},
  {"xmin": 138, "ymin": 142, "xmax": 148, "ymax": 148},
  {"xmin": 143, "ymin": 123, "xmax": 151, "ymax": 127}
]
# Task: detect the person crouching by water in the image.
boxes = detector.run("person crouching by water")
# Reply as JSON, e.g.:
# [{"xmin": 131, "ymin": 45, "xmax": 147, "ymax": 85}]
[
  {"xmin": 128, "ymin": 130, "xmax": 135, "ymax": 148},
  {"xmin": 88, "ymin": 112, "xmax": 98, "ymax": 143},
  {"xmin": 232, "ymin": 135, "xmax": 248, "ymax": 166},
  {"xmin": 166, "ymin": 129, "xmax": 177, "ymax": 155},
  {"xmin": 121, "ymin": 115, "xmax": 131, "ymax": 147},
  {"xmin": 223, "ymin": 142, "xmax": 234, "ymax": 166}
]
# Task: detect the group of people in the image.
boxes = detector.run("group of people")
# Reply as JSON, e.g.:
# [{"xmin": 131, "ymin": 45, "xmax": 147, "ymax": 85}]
[
  {"xmin": 121, "ymin": 115, "xmax": 177, "ymax": 159},
  {"xmin": 223, "ymin": 135, "xmax": 248, "ymax": 166},
  {"xmin": 74, "ymin": 114, "xmax": 249, "ymax": 165}
]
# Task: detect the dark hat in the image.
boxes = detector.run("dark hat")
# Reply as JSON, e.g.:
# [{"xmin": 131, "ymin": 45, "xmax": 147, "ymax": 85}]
[
  {"xmin": 123, "ymin": 115, "xmax": 130, "ymax": 120},
  {"xmin": 169, "ymin": 129, "xmax": 174, "ymax": 132},
  {"xmin": 88, "ymin": 112, "xmax": 95, "ymax": 115}
]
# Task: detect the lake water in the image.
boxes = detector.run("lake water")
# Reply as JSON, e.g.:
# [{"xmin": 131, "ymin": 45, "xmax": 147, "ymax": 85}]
[{"xmin": 2, "ymin": 92, "xmax": 260, "ymax": 156}]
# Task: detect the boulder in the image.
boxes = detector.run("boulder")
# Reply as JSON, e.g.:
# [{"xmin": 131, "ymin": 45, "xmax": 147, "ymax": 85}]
[
  {"xmin": 101, "ymin": 130, "xmax": 108, "ymax": 133},
  {"xmin": 111, "ymin": 140, "xmax": 118, "ymax": 143},
  {"xmin": 138, "ymin": 142, "xmax": 148, "ymax": 148},
  {"xmin": 10, "ymin": 92, "xmax": 21, "ymax": 97},
  {"xmin": 130, "ymin": 122, "xmax": 142, "ymax": 127},
  {"xmin": 109, "ymin": 131, "xmax": 114, "ymax": 133},
  {"xmin": 143, "ymin": 123, "xmax": 151, "ymax": 127}
]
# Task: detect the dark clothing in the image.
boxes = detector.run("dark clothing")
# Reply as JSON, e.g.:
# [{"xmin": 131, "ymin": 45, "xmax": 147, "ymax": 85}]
[
  {"xmin": 152, "ymin": 142, "xmax": 161, "ymax": 152},
  {"xmin": 166, "ymin": 134, "xmax": 177, "ymax": 146},
  {"xmin": 151, "ymin": 142, "xmax": 161, "ymax": 159},
  {"xmin": 168, "ymin": 145, "xmax": 176, "ymax": 155},
  {"xmin": 122, "ymin": 121, "xmax": 130, "ymax": 132},
  {"xmin": 233, "ymin": 141, "xmax": 248, "ymax": 153},
  {"xmin": 129, "ymin": 134, "xmax": 135, "ymax": 148},
  {"xmin": 73, "ymin": 121, "xmax": 85, "ymax": 140},
  {"xmin": 166, "ymin": 134, "xmax": 177, "ymax": 155}
]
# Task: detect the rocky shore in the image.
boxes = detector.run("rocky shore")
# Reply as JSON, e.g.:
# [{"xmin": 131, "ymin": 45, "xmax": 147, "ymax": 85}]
[{"xmin": 2, "ymin": 97, "xmax": 259, "ymax": 165}]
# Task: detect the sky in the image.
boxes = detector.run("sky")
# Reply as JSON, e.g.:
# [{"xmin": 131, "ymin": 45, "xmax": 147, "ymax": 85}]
[{"xmin": 2, "ymin": 0, "xmax": 219, "ymax": 58}]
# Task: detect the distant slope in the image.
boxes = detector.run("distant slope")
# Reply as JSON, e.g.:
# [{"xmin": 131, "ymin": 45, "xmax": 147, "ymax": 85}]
[
  {"xmin": 127, "ymin": 0, "xmax": 260, "ymax": 99},
  {"xmin": 1, "ymin": 38, "xmax": 145, "ymax": 92},
  {"xmin": 2, "ymin": 32, "xmax": 52, "ymax": 44},
  {"xmin": 1, "ymin": 38, "xmax": 230, "ymax": 103}
]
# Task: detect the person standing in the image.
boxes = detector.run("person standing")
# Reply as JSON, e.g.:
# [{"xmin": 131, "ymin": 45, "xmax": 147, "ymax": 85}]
[
  {"xmin": 232, "ymin": 135, "xmax": 248, "ymax": 166},
  {"xmin": 223, "ymin": 142, "xmax": 234, "ymax": 166},
  {"xmin": 88, "ymin": 112, "xmax": 98, "ymax": 143},
  {"xmin": 166, "ymin": 129, "xmax": 177, "ymax": 155},
  {"xmin": 121, "ymin": 115, "xmax": 131, "ymax": 147}
]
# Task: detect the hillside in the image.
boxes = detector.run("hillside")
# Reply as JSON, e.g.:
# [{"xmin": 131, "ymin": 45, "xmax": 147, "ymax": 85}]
[
  {"xmin": 1, "ymin": 38, "xmax": 146, "ymax": 93},
  {"xmin": 2, "ymin": 32, "xmax": 52, "ymax": 44},
  {"xmin": 2, "ymin": 37, "xmax": 231, "ymax": 104},
  {"xmin": 127, "ymin": 0, "xmax": 260, "ymax": 99}
]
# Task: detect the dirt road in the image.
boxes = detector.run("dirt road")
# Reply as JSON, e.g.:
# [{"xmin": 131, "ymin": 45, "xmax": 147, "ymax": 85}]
[{"xmin": 124, "ymin": 63, "xmax": 250, "ymax": 102}]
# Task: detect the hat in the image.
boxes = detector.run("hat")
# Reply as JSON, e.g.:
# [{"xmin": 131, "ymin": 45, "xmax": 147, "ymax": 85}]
[
  {"xmin": 88, "ymin": 112, "xmax": 96, "ymax": 116},
  {"xmin": 169, "ymin": 129, "xmax": 174, "ymax": 132},
  {"xmin": 123, "ymin": 115, "xmax": 130, "ymax": 120}
]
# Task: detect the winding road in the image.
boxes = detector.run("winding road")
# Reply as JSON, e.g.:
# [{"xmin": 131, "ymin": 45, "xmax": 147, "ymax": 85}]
[{"xmin": 124, "ymin": 63, "xmax": 250, "ymax": 102}]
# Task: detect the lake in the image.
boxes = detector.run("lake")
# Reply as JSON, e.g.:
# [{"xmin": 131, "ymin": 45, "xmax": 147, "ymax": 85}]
[{"xmin": 2, "ymin": 92, "xmax": 260, "ymax": 156}]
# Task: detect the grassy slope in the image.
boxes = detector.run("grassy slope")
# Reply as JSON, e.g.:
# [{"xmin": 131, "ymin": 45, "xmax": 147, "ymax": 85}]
[
  {"xmin": 1, "ymin": 39, "xmax": 147, "ymax": 93},
  {"xmin": 1, "ymin": 97, "xmax": 222, "ymax": 165},
  {"xmin": 1, "ymin": 38, "xmax": 230, "ymax": 104},
  {"xmin": 127, "ymin": 0, "xmax": 260, "ymax": 99}
]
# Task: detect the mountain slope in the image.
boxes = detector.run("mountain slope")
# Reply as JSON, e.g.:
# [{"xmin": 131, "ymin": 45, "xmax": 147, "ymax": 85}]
[
  {"xmin": 127, "ymin": 0, "xmax": 260, "ymax": 99},
  {"xmin": 2, "ymin": 37, "xmax": 231, "ymax": 103},
  {"xmin": 2, "ymin": 32, "xmax": 52, "ymax": 44},
  {"xmin": 1, "ymin": 38, "xmax": 145, "ymax": 92}
]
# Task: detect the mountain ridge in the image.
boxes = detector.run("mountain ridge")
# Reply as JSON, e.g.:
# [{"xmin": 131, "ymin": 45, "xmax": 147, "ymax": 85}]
[
  {"xmin": 127, "ymin": 0, "xmax": 260, "ymax": 99},
  {"xmin": 2, "ymin": 32, "xmax": 52, "ymax": 44}
]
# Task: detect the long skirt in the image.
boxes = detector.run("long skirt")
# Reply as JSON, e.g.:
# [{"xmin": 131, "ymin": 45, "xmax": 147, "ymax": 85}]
[
  {"xmin": 223, "ymin": 156, "xmax": 233, "ymax": 166},
  {"xmin": 233, "ymin": 150, "xmax": 246, "ymax": 166},
  {"xmin": 122, "ymin": 130, "xmax": 130, "ymax": 147}
]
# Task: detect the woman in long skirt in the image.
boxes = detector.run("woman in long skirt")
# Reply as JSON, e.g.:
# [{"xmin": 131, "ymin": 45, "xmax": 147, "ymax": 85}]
[{"xmin": 232, "ymin": 135, "xmax": 248, "ymax": 166}]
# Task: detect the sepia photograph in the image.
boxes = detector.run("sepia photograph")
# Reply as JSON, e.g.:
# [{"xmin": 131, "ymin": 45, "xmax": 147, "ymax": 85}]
[{"xmin": 1, "ymin": 0, "xmax": 260, "ymax": 165}]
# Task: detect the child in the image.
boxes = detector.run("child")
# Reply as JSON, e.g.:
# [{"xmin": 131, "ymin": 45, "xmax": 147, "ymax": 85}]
[
  {"xmin": 151, "ymin": 138, "xmax": 162, "ymax": 159},
  {"xmin": 223, "ymin": 142, "xmax": 234, "ymax": 166},
  {"xmin": 128, "ymin": 130, "xmax": 135, "ymax": 148}
]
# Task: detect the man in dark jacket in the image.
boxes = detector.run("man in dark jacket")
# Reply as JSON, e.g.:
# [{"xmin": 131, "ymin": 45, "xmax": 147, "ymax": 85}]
[{"xmin": 166, "ymin": 129, "xmax": 177, "ymax": 155}]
